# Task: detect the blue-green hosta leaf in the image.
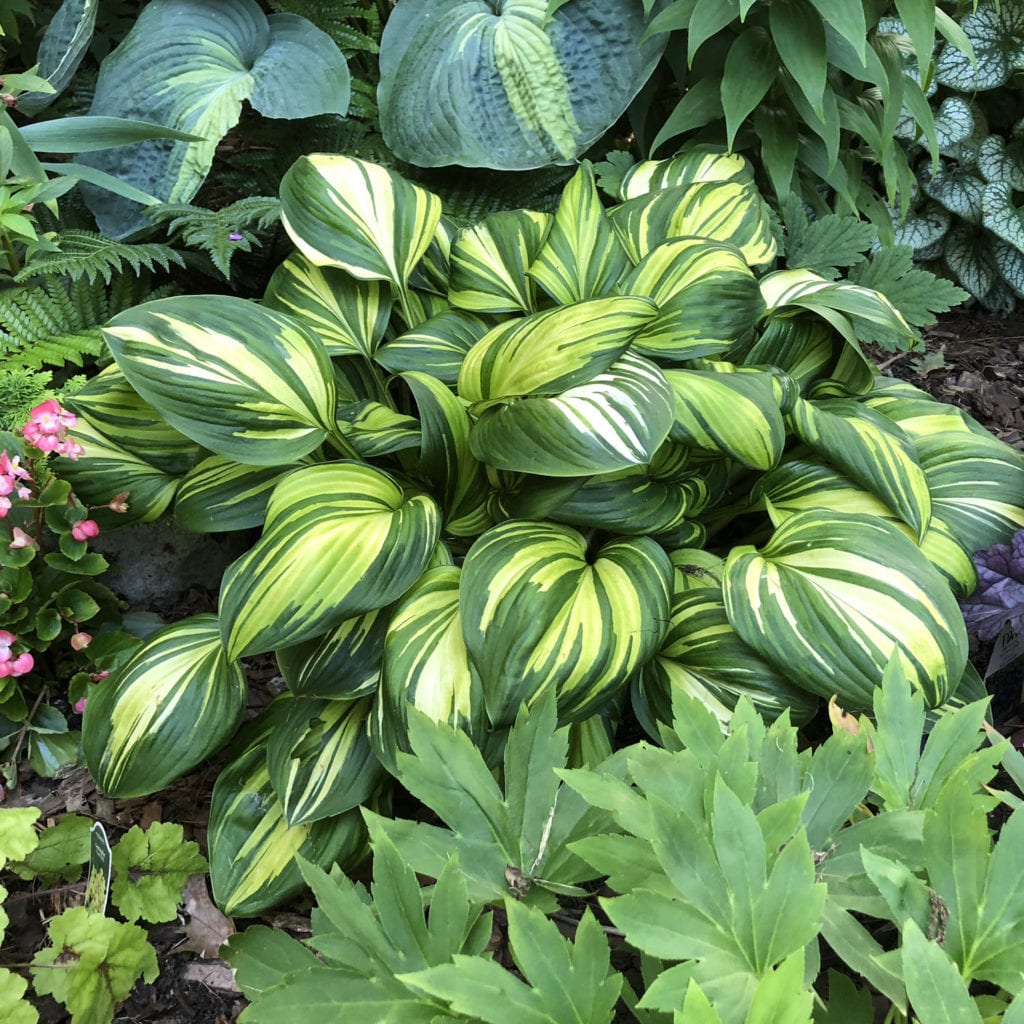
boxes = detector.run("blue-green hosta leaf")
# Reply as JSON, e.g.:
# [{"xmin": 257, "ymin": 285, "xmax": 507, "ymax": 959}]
[
  {"xmin": 267, "ymin": 696, "xmax": 383, "ymax": 826},
  {"xmin": 374, "ymin": 309, "xmax": 494, "ymax": 385},
  {"xmin": 723, "ymin": 511, "xmax": 969, "ymax": 709},
  {"xmin": 67, "ymin": 364, "xmax": 206, "ymax": 477},
  {"xmin": 787, "ymin": 397, "xmax": 932, "ymax": 539},
  {"xmin": 664, "ymin": 367, "xmax": 785, "ymax": 470},
  {"xmin": 377, "ymin": 0, "xmax": 668, "ymax": 169},
  {"xmin": 528, "ymin": 161, "xmax": 629, "ymax": 304},
  {"xmin": 935, "ymin": 0, "xmax": 1024, "ymax": 90},
  {"xmin": 458, "ymin": 295, "xmax": 657, "ymax": 403},
  {"xmin": 18, "ymin": 0, "xmax": 98, "ymax": 116},
  {"xmin": 631, "ymin": 588, "xmax": 819, "ymax": 735},
  {"xmin": 219, "ymin": 463, "xmax": 441, "ymax": 659},
  {"xmin": 80, "ymin": 0, "xmax": 349, "ymax": 237},
  {"xmin": 468, "ymin": 351, "xmax": 674, "ymax": 476},
  {"xmin": 374, "ymin": 566, "xmax": 490, "ymax": 774},
  {"xmin": 619, "ymin": 236, "xmax": 765, "ymax": 361},
  {"xmin": 103, "ymin": 295, "xmax": 336, "ymax": 466},
  {"xmin": 923, "ymin": 162, "xmax": 986, "ymax": 224},
  {"xmin": 276, "ymin": 607, "xmax": 389, "ymax": 701},
  {"xmin": 280, "ymin": 155, "xmax": 442, "ymax": 292},
  {"xmin": 208, "ymin": 735, "xmax": 367, "ymax": 916},
  {"xmin": 448, "ymin": 209, "xmax": 551, "ymax": 314},
  {"xmin": 616, "ymin": 148, "xmax": 753, "ymax": 201},
  {"xmin": 263, "ymin": 254, "xmax": 392, "ymax": 359},
  {"xmin": 83, "ymin": 615, "xmax": 246, "ymax": 797},
  {"xmin": 610, "ymin": 179, "xmax": 777, "ymax": 266},
  {"xmin": 943, "ymin": 223, "xmax": 1000, "ymax": 300},
  {"xmin": 461, "ymin": 520, "xmax": 673, "ymax": 726},
  {"xmin": 174, "ymin": 456, "xmax": 304, "ymax": 533}
]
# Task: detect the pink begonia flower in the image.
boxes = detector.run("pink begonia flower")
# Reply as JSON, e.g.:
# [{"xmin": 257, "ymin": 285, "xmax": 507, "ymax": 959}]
[
  {"xmin": 108, "ymin": 492, "xmax": 130, "ymax": 514},
  {"xmin": 0, "ymin": 629, "xmax": 15, "ymax": 661},
  {"xmin": 0, "ymin": 476, "xmax": 12, "ymax": 497},
  {"xmin": 0, "ymin": 651, "xmax": 33, "ymax": 678},
  {"xmin": 57, "ymin": 438, "xmax": 85, "ymax": 460},
  {"xmin": 71, "ymin": 519, "xmax": 100, "ymax": 542},
  {"xmin": 0, "ymin": 496, "xmax": 10, "ymax": 518},
  {"xmin": 92, "ymin": 670, "xmax": 110, "ymax": 682},
  {"xmin": 0, "ymin": 452, "xmax": 30, "ymax": 481},
  {"xmin": 26, "ymin": 398, "xmax": 76, "ymax": 435},
  {"xmin": 73, "ymin": 697, "xmax": 87, "ymax": 714},
  {"xmin": 8, "ymin": 527, "xmax": 36, "ymax": 550},
  {"xmin": 70, "ymin": 632, "xmax": 92, "ymax": 651},
  {"xmin": 16, "ymin": 486, "xmax": 30, "ymax": 500}
]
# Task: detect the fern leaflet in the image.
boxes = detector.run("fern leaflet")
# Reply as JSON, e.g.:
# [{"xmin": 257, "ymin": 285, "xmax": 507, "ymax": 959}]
[{"xmin": 17, "ymin": 230, "xmax": 184, "ymax": 285}]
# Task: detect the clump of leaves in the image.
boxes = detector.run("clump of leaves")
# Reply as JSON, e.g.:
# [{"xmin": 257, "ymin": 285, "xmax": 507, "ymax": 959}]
[{"xmin": 960, "ymin": 527, "xmax": 1024, "ymax": 640}]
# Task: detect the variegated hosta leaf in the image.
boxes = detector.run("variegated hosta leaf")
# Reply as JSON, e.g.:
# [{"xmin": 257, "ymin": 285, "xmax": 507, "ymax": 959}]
[
  {"xmin": 83, "ymin": 615, "xmax": 246, "ymax": 798},
  {"xmin": 208, "ymin": 724, "xmax": 367, "ymax": 916},
  {"xmin": 373, "ymin": 565, "xmax": 490, "ymax": 774},
  {"xmin": 631, "ymin": 588, "xmax": 819, "ymax": 735},
  {"xmin": 219, "ymin": 463, "xmax": 441, "ymax": 658},
  {"xmin": 759, "ymin": 269, "xmax": 917, "ymax": 349},
  {"xmin": 864, "ymin": 392, "xmax": 974, "ymax": 439},
  {"xmin": 469, "ymin": 351, "xmax": 674, "ymax": 477},
  {"xmin": 743, "ymin": 318, "xmax": 835, "ymax": 394},
  {"xmin": 374, "ymin": 308, "xmax": 494, "ymax": 385},
  {"xmin": 333, "ymin": 354, "xmax": 389, "ymax": 405},
  {"xmin": 402, "ymin": 371, "xmax": 493, "ymax": 538},
  {"xmin": 527, "ymin": 161, "xmax": 628, "ymax": 304},
  {"xmin": 335, "ymin": 400, "xmax": 422, "ymax": 459},
  {"xmin": 276, "ymin": 607, "xmax": 389, "ymax": 701},
  {"xmin": 267, "ymin": 696, "xmax": 384, "ymax": 826},
  {"xmin": 460, "ymin": 520, "xmax": 673, "ymax": 727},
  {"xmin": 619, "ymin": 237, "xmax": 765, "ymax": 361},
  {"xmin": 263, "ymin": 253, "xmax": 392, "ymax": 358},
  {"xmin": 409, "ymin": 216, "xmax": 455, "ymax": 296},
  {"xmin": 723, "ymin": 511, "xmax": 969, "ymax": 709},
  {"xmin": 174, "ymin": 456, "xmax": 304, "ymax": 533},
  {"xmin": 447, "ymin": 208, "xmax": 551, "ymax": 313},
  {"xmin": 609, "ymin": 179, "xmax": 777, "ymax": 266},
  {"xmin": 67, "ymin": 364, "xmax": 206, "ymax": 476},
  {"xmin": 279, "ymin": 154, "xmax": 442, "ymax": 291},
  {"xmin": 664, "ymin": 367, "xmax": 785, "ymax": 470},
  {"xmin": 787, "ymin": 397, "xmax": 932, "ymax": 539},
  {"xmin": 616, "ymin": 148, "xmax": 753, "ymax": 200},
  {"xmin": 457, "ymin": 295, "xmax": 657, "ymax": 404},
  {"xmin": 670, "ymin": 549, "xmax": 725, "ymax": 593},
  {"xmin": 103, "ymin": 294, "xmax": 336, "ymax": 466},
  {"xmin": 58, "ymin": 415, "xmax": 179, "ymax": 528},
  {"xmin": 918, "ymin": 521, "xmax": 978, "ymax": 597}
]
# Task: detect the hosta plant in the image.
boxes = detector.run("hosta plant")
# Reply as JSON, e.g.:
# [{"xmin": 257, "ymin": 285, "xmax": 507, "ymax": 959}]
[{"xmin": 72, "ymin": 148, "xmax": 1024, "ymax": 913}]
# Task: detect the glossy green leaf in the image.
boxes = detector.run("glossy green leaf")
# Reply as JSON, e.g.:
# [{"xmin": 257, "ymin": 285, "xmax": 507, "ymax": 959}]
[
  {"xmin": 722, "ymin": 27, "xmax": 776, "ymax": 150},
  {"xmin": 617, "ymin": 148, "xmax": 753, "ymax": 201}
]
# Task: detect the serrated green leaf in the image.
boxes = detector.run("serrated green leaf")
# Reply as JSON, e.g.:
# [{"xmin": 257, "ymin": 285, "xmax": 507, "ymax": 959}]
[
  {"xmin": 9, "ymin": 814, "xmax": 90, "ymax": 885},
  {"xmin": 222, "ymin": 925, "xmax": 319, "ymax": 1000},
  {"xmin": 0, "ymin": 807, "xmax": 40, "ymax": 868},
  {"xmin": 0, "ymin": 968, "xmax": 38, "ymax": 1024},
  {"xmin": 902, "ymin": 919, "xmax": 983, "ymax": 1023}
]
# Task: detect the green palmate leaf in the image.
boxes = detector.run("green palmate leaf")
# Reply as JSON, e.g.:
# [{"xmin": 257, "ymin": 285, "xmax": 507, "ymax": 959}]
[
  {"xmin": 219, "ymin": 463, "xmax": 440, "ymax": 659},
  {"xmin": 722, "ymin": 511, "xmax": 968, "ymax": 709},
  {"xmin": 375, "ymin": 309, "xmax": 494, "ymax": 385},
  {"xmin": 458, "ymin": 295, "xmax": 657, "ymax": 403},
  {"xmin": 460, "ymin": 520, "xmax": 672, "ymax": 726},
  {"xmin": 620, "ymin": 237, "xmax": 765, "ymax": 361},
  {"xmin": 110, "ymin": 823, "xmax": 207, "ymax": 924},
  {"xmin": 267, "ymin": 696, "xmax": 383, "ymax": 826},
  {"xmin": 448, "ymin": 209, "xmax": 552, "ymax": 313},
  {"xmin": 610, "ymin": 179, "xmax": 777, "ymax": 266},
  {"xmin": 528, "ymin": 161, "xmax": 629, "ymax": 304},
  {"xmin": 277, "ymin": 608, "xmax": 389, "ymax": 702},
  {"xmin": 664, "ymin": 366, "xmax": 785, "ymax": 470},
  {"xmin": 103, "ymin": 295, "xmax": 336, "ymax": 466},
  {"xmin": 0, "ymin": 968, "xmax": 37, "ymax": 1024},
  {"xmin": 8, "ymin": 814, "xmax": 90, "ymax": 885},
  {"xmin": 617, "ymin": 149, "xmax": 753, "ymax": 201},
  {"xmin": 373, "ymin": 566, "xmax": 489, "ymax": 775},
  {"xmin": 468, "ymin": 351, "xmax": 674, "ymax": 476},
  {"xmin": 83, "ymin": 615, "xmax": 247, "ymax": 798},
  {"xmin": 80, "ymin": 0, "xmax": 349, "ymax": 237},
  {"xmin": 31, "ymin": 909, "xmax": 157, "ymax": 1024},
  {"xmin": 378, "ymin": 0, "xmax": 667, "ymax": 170},
  {"xmin": 263, "ymin": 253, "xmax": 393, "ymax": 359},
  {"xmin": 0, "ymin": 807, "xmax": 41, "ymax": 867},
  {"xmin": 280, "ymin": 154, "xmax": 442, "ymax": 292}
]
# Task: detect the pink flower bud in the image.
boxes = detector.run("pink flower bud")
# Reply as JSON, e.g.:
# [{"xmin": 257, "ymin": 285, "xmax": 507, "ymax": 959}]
[
  {"xmin": 91, "ymin": 670, "xmax": 110, "ymax": 682},
  {"xmin": 9, "ymin": 527, "xmax": 36, "ymax": 550},
  {"xmin": 0, "ymin": 630, "xmax": 14, "ymax": 660},
  {"xmin": 70, "ymin": 632, "xmax": 92, "ymax": 652},
  {"xmin": 9, "ymin": 652, "xmax": 33, "ymax": 677},
  {"xmin": 71, "ymin": 519, "xmax": 100, "ymax": 542},
  {"xmin": 73, "ymin": 697, "xmax": 87, "ymax": 714}
]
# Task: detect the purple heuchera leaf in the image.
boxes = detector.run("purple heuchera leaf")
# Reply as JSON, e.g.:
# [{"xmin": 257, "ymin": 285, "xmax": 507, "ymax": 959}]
[{"xmin": 960, "ymin": 528, "xmax": 1024, "ymax": 640}]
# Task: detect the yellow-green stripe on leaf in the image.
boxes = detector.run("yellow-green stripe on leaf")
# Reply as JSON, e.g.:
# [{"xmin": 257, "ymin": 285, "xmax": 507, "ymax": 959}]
[
  {"xmin": 458, "ymin": 295, "xmax": 657, "ymax": 404},
  {"xmin": 460, "ymin": 520, "xmax": 673, "ymax": 727},
  {"xmin": 722, "ymin": 511, "xmax": 968, "ymax": 710},
  {"xmin": 103, "ymin": 294, "xmax": 336, "ymax": 466},
  {"xmin": 280, "ymin": 154, "xmax": 441, "ymax": 290},
  {"xmin": 83, "ymin": 615, "xmax": 246, "ymax": 798},
  {"xmin": 375, "ymin": 308, "xmax": 494, "ymax": 386},
  {"xmin": 219, "ymin": 462, "xmax": 441, "ymax": 659},
  {"xmin": 448, "ymin": 208, "xmax": 551, "ymax": 313},
  {"xmin": 469, "ymin": 351, "xmax": 674, "ymax": 477},
  {"xmin": 617, "ymin": 149, "xmax": 753, "ymax": 200}
]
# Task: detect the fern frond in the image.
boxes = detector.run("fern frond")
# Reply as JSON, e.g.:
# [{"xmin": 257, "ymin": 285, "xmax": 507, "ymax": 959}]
[
  {"xmin": 265, "ymin": 0, "xmax": 382, "ymax": 54},
  {"xmin": 147, "ymin": 197, "xmax": 281, "ymax": 280},
  {"xmin": 413, "ymin": 166, "xmax": 574, "ymax": 226},
  {"xmin": 17, "ymin": 230, "xmax": 185, "ymax": 285},
  {"xmin": 0, "ymin": 367, "xmax": 54, "ymax": 431}
]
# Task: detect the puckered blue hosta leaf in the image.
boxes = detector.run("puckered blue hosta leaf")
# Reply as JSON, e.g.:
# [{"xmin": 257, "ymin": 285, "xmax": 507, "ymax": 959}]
[
  {"xmin": 723, "ymin": 511, "xmax": 969, "ymax": 710},
  {"xmin": 616, "ymin": 148, "xmax": 753, "ymax": 201},
  {"xmin": 935, "ymin": 0, "xmax": 1024, "ymax": 91},
  {"xmin": 83, "ymin": 615, "xmax": 247, "ymax": 798},
  {"xmin": 468, "ymin": 351, "xmax": 674, "ymax": 476},
  {"xmin": 79, "ymin": 0, "xmax": 349, "ymax": 236},
  {"xmin": 377, "ymin": 0, "xmax": 668, "ymax": 169},
  {"xmin": 219, "ymin": 463, "xmax": 441, "ymax": 658},
  {"xmin": 460, "ymin": 520, "xmax": 673, "ymax": 727},
  {"xmin": 923, "ymin": 161, "xmax": 986, "ymax": 224},
  {"xmin": 103, "ymin": 294, "xmax": 337, "ymax": 466},
  {"xmin": 448, "ymin": 208, "xmax": 551, "ymax": 313},
  {"xmin": 960, "ymin": 528, "xmax": 1024, "ymax": 641},
  {"xmin": 19, "ymin": 0, "xmax": 98, "ymax": 116},
  {"xmin": 374, "ymin": 308, "xmax": 494, "ymax": 385}
]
